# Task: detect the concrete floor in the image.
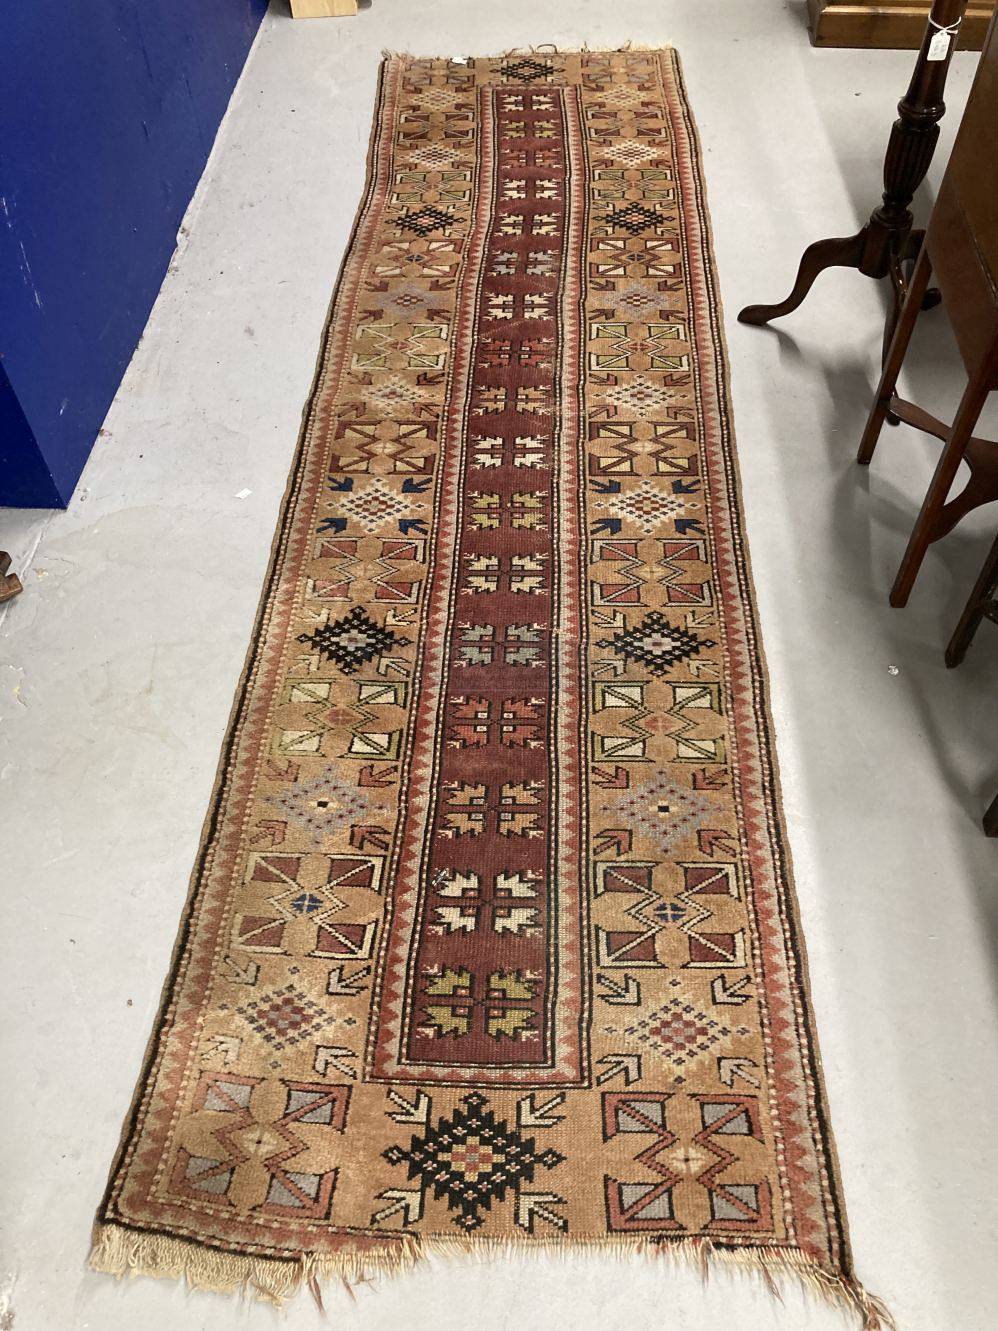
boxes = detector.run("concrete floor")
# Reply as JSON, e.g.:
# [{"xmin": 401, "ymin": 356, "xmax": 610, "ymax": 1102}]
[{"xmin": 1, "ymin": 2, "xmax": 996, "ymax": 1328}]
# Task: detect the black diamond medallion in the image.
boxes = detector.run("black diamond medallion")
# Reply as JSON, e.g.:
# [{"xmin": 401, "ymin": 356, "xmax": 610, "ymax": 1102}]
[
  {"xmin": 298, "ymin": 606, "xmax": 410, "ymax": 675},
  {"xmin": 600, "ymin": 610, "xmax": 713, "ymax": 676},
  {"xmin": 397, "ymin": 205, "xmax": 453, "ymax": 237},
  {"xmin": 606, "ymin": 201, "xmax": 663, "ymax": 236},
  {"xmin": 498, "ymin": 58, "xmax": 554, "ymax": 83},
  {"xmin": 383, "ymin": 1091, "xmax": 564, "ymax": 1231}
]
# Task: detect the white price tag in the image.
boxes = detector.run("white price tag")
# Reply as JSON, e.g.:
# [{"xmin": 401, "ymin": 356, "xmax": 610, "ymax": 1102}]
[{"xmin": 927, "ymin": 29, "xmax": 951, "ymax": 61}]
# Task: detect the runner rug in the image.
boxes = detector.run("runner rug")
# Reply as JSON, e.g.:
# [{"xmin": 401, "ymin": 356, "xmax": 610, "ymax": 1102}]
[{"xmin": 92, "ymin": 49, "xmax": 888, "ymax": 1327}]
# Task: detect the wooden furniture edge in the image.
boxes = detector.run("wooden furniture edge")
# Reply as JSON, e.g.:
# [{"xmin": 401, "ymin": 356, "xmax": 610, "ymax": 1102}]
[
  {"xmin": 289, "ymin": 0, "xmax": 358, "ymax": 19},
  {"xmin": 808, "ymin": 0, "xmax": 993, "ymax": 49}
]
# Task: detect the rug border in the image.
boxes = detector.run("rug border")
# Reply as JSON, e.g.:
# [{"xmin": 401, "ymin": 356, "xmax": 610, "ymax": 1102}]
[
  {"xmin": 661, "ymin": 47, "xmax": 855, "ymax": 1274},
  {"xmin": 92, "ymin": 52, "xmax": 397, "ymax": 1236}
]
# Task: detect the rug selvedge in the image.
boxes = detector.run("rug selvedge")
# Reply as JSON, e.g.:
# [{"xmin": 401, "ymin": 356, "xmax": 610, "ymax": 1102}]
[{"xmin": 91, "ymin": 49, "xmax": 890, "ymax": 1329}]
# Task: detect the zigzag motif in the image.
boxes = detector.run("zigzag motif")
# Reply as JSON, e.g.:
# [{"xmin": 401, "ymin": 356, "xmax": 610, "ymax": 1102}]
[
  {"xmin": 594, "ymin": 860, "xmax": 665, "ymax": 968},
  {"xmin": 661, "ymin": 681, "xmax": 724, "ymax": 764},
  {"xmin": 675, "ymin": 861, "xmax": 746, "ymax": 969},
  {"xmin": 602, "ymin": 1093, "xmax": 683, "ymax": 1232},
  {"xmin": 589, "ymin": 537, "xmax": 647, "ymax": 608},
  {"xmin": 592, "ymin": 677, "xmax": 652, "ymax": 763},
  {"xmin": 657, "ymin": 537, "xmax": 710, "ymax": 607},
  {"xmin": 692, "ymin": 1096, "xmax": 772, "ymax": 1232}
]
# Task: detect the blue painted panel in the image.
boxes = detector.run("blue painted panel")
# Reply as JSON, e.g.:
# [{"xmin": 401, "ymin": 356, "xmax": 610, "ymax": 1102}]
[{"xmin": 0, "ymin": 0, "xmax": 267, "ymax": 507}]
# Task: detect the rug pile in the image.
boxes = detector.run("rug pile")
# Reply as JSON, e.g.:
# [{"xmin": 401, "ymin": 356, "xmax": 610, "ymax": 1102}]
[{"xmin": 92, "ymin": 49, "xmax": 887, "ymax": 1328}]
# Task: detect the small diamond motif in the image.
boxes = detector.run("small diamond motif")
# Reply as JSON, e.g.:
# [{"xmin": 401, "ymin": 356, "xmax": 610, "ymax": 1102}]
[
  {"xmin": 597, "ymin": 479, "xmax": 698, "ymax": 534},
  {"xmin": 615, "ymin": 282, "xmax": 666, "ymax": 316},
  {"xmin": 598, "ymin": 374, "xmax": 689, "ymax": 418},
  {"xmin": 269, "ymin": 772, "xmax": 380, "ymax": 847},
  {"xmin": 298, "ymin": 606, "xmax": 411, "ymax": 675},
  {"xmin": 337, "ymin": 478, "xmax": 413, "ymax": 531},
  {"xmin": 624, "ymin": 988, "xmax": 732, "ymax": 1073},
  {"xmin": 236, "ymin": 984, "xmax": 331, "ymax": 1052},
  {"xmin": 607, "ymin": 773, "xmax": 715, "ymax": 856},
  {"xmin": 609, "ymin": 139, "xmax": 662, "ymax": 167}
]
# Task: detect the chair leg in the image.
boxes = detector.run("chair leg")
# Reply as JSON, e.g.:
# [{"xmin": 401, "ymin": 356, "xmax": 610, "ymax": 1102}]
[
  {"xmin": 858, "ymin": 246, "xmax": 932, "ymax": 465},
  {"xmin": 985, "ymin": 792, "xmax": 998, "ymax": 837},
  {"xmin": 945, "ymin": 531, "xmax": 998, "ymax": 667},
  {"xmin": 889, "ymin": 370, "xmax": 992, "ymax": 608}
]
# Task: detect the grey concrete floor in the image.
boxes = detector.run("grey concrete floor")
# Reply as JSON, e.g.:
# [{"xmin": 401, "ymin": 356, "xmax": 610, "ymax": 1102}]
[{"xmin": 1, "ymin": 2, "xmax": 996, "ymax": 1329}]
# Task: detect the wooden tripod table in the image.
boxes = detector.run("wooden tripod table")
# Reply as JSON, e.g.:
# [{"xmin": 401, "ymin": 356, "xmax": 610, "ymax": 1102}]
[{"xmin": 739, "ymin": 0, "xmax": 969, "ymax": 349}]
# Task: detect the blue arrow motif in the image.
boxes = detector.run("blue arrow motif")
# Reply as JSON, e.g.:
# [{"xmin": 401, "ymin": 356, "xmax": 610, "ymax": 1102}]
[
  {"xmin": 402, "ymin": 477, "xmax": 433, "ymax": 493},
  {"xmin": 317, "ymin": 516, "xmax": 348, "ymax": 534},
  {"xmin": 398, "ymin": 519, "xmax": 428, "ymax": 536},
  {"xmin": 327, "ymin": 476, "xmax": 353, "ymax": 492},
  {"xmin": 591, "ymin": 518, "xmax": 622, "ymax": 536},
  {"xmin": 671, "ymin": 478, "xmax": 700, "ymax": 494},
  {"xmin": 674, "ymin": 518, "xmax": 704, "ymax": 536},
  {"xmin": 589, "ymin": 479, "xmax": 621, "ymax": 494}
]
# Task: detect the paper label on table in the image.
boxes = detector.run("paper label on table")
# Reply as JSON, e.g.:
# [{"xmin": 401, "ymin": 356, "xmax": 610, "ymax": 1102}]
[{"xmin": 927, "ymin": 30, "xmax": 951, "ymax": 61}]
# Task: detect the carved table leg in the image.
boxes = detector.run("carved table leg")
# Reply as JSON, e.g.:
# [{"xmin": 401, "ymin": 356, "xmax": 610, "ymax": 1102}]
[
  {"xmin": 737, "ymin": 0, "xmax": 968, "ymax": 337},
  {"xmin": 737, "ymin": 232, "xmax": 865, "ymax": 325}
]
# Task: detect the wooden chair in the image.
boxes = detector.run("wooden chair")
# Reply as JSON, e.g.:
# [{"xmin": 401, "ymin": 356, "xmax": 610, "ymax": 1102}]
[
  {"xmin": 945, "ymin": 531, "xmax": 998, "ymax": 835},
  {"xmin": 857, "ymin": 9, "xmax": 998, "ymax": 607}
]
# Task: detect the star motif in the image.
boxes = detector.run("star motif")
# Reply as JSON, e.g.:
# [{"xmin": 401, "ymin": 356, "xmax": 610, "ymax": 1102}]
[
  {"xmin": 298, "ymin": 606, "xmax": 410, "ymax": 675},
  {"xmin": 600, "ymin": 610, "xmax": 712, "ymax": 675},
  {"xmin": 383, "ymin": 1091, "xmax": 564, "ymax": 1231}
]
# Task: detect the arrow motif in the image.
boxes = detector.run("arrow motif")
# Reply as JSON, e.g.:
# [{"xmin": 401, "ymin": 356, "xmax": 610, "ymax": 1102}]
[
  {"xmin": 316, "ymin": 516, "xmax": 348, "ymax": 534},
  {"xmin": 597, "ymin": 973, "xmax": 641, "ymax": 1006},
  {"xmin": 371, "ymin": 1188, "xmax": 423, "ymax": 1227},
  {"xmin": 250, "ymin": 819, "xmax": 286, "ymax": 847},
  {"xmin": 687, "ymin": 657, "xmax": 720, "ymax": 679},
  {"xmin": 358, "ymin": 764, "xmax": 399, "ymax": 788},
  {"xmin": 386, "ymin": 1089, "xmax": 432, "ymax": 1125},
  {"xmin": 591, "ymin": 656, "xmax": 626, "ymax": 678},
  {"xmin": 596, "ymin": 1053, "xmax": 642, "ymax": 1086},
  {"xmin": 314, "ymin": 1045, "xmax": 358, "ymax": 1080},
  {"xmin": 349, "ymin": 824, "xmax": 391, "ymax": 852},
  {"xmin": 326, "ymin": 964, "xmax": 371, "ymax": 996},
  {"xmin": 692, "ymin": 767, "xmax": 728, "ymax": 791},
  {"xmin": 592, "ymin": 827, "xmax": 632, "ymax": 856},
  {"xmin": 222, "ymin": 955, "xmax": 259, "ymax": 985},
  {"xmin": 516, "ymin": 1192, "xmax": 568, "ymax": 1234},
  {"xmin": 711, "ymin": 975, "xmax": 752, "ymax": 1006},
  {"xmin": 591, "ymin": 765, "xmax": 630, "ymax": 789},
  {"xmin": 378, "ymin": 656, "xmax": 411, "ymax": 678},
  {"xmin": 717, "ymin": 1057, "xmax": 761, "ymax": 1088},
  {"xmin": 517, "ymin": 1093, "xmax": 566, "ymax": 1129},
  {"xmin": 698, "ymin": 827, "xmax": 739, "ymax": 857},
  {"xmin": 203, "ymin": 1034, "xmax": 241, "ymax": 1066}
]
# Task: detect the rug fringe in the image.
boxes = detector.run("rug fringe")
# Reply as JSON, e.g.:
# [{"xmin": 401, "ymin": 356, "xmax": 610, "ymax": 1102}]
[
  {"xmin": 89, "ymin": 1222, "xmax": 892, "ymax": 1328},
  {"xmin": 378, "ymin": 44, "xmax": 674, "ymax": 62}
]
